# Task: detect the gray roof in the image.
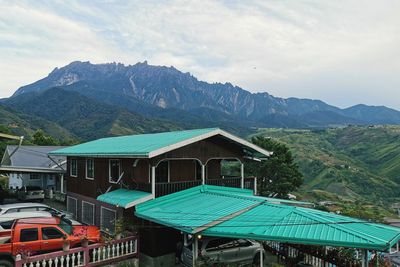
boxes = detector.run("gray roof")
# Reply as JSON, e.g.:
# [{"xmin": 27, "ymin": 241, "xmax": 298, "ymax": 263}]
[{"xmin": 1, "ymin": 146, "xmax": 67, "ymax": 172}]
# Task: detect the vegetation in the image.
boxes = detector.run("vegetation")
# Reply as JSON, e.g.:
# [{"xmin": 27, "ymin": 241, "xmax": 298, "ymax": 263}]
[
  {"xmin": 253, "ymin": 126, "xmax": 400, "ymax": 217},
  {"xmin": 246, "ymin": 136, "xmax": 303, "ymax": 198}
]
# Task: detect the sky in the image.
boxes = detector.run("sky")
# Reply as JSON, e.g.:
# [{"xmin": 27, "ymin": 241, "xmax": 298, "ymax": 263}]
[{"xmin": 0, "ymin": 0, "xmax": 399, "ymax": 109}]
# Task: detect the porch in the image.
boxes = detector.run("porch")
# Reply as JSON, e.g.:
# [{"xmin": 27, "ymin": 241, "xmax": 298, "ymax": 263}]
[{"xmin": 143, "ymin": 176, "xmax": 257, "ymax": 197}]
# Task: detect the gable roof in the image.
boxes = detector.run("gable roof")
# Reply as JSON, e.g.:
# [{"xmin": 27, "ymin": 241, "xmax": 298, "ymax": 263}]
[
  {"xmin": 0, "ymin": 146, "xmax": 66, "ymax": 173},
  {"xmin": 135, "ymin": 185, "xmax": 400, "ymax": 251},
  {"xmin": 49, "ymin": 128, "xmax": 271, "ymax": 158}
]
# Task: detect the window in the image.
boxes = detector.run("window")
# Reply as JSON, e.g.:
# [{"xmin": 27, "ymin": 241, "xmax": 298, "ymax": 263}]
[
  {"xmin": 42, "ymin": 227, "xmax": 64, "ymax": 240},
  {"xmin": 205, "ymin": 238, "xmax": 234, "ymax": 252},
  {"xmin": 82, "ymin": 201, "xmax": 95, "ymax": 225},
  {"xmin": 20, "ymin": 228, "xmax": 38, "ymax": 242},
  {"xmin": 4, "ymin": 208, "xmax": 18, "ymax": 214},
  {"xmin": 70, "ymin": 159, "xmax": 77, "ymax": 177},
  {"xmin": 67, "ymin": 196, "xmax": 77, "ymax": 219},
  {"xmin": 109, "ymin": 160, "xmax": 120, "ymax": 183},
  {"xmin": 19, "ymin": 207, "xmax": 39, "ymax": 212},
  {"xmin": 100, "ymin": 207, "xmax": 116, "ymax": 234},
  {"xmin": 86, "ymin": 159, "xmax": 94, "ymax": 180},
  {"xmin": 0, "ymin": 220, "xmax": 15, "ymax": 230},
  {"xmin": 30, "ymin": 174, "xmax": 40, "ymax": 180}
]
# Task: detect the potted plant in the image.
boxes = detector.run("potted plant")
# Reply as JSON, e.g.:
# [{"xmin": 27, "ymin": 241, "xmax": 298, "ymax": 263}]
[{"xmin": 115, "ymin": 218, "xmax": 125, "ymax": 240}]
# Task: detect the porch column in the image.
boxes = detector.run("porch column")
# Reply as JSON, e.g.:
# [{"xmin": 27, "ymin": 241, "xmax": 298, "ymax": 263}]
[
  {"xmin": 259, "ymin": 242, "xmax": 264, "ymax": 267},
  {"xmin": 60, "ymin": 174, "xmax": 64, "ymax": 194},
  {"xmin": 240, "ymin": 162, "xmax": 244, "ymax": 189},
  {"xmin": 151, "ymin": 166, "xmax": 156, "ymax": 198},
  {"xmin": 201, "ymin": 164, "xmax": 205, "ymax": 185},
  {"xmin": 193, "ymin": 235, "xmax": 198, "ymax": 266},
  {"xmin": 361, "ymin": 249, "xmax": 368, "ymax": 267}
]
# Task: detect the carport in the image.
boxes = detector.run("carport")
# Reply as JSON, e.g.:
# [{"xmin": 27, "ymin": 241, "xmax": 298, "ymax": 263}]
[{"xmin": 135, "ymin": 185, "xmax": 400, "ymax": 266}]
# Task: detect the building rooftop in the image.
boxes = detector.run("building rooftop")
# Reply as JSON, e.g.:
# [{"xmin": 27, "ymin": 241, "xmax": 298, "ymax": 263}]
[{"xmin": 49, "ymin": 128, "xmax": 271, "ymax": 158}]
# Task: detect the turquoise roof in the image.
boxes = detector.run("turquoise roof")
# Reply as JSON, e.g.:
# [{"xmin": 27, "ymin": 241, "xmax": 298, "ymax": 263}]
[
  {"xmin": 49, "ymin": 128, "xmax": 218, "ymax": 157},
  {"xmin": 135, "ymin": 185, "xmax": 400, "ymax": 251},
  {"xmin": 97, "ymin": 189, "xmax": 152, "ymax": 208}
]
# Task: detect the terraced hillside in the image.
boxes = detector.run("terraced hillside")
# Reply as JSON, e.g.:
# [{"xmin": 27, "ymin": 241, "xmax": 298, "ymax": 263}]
[{"xmin": 254, "ymin": 126, "xmax": 400, "ymax": 205}]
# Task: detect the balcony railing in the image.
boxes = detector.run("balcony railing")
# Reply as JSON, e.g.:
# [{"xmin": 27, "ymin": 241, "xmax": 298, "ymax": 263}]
[
  {"xmin": 155, "ymin": 180, "xmax": 202, "ymax": 197},
  {"xmin": 153, "ymin": 177, "xmax": 256, "ymax": 197}
]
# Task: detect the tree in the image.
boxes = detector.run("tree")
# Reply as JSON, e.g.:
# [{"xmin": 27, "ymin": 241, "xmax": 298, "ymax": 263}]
[
  {"xmin": 32, "ymin": 129, "xmax": 59, "ymax": 145},
  {"xmin": 246, "ymin": 136, "xmax": 303, "ymax": 198}
]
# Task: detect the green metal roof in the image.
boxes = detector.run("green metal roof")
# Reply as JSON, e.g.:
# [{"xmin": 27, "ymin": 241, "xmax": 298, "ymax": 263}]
[
  {"xmin": 97, "ymin": 188, "xmax": 153, "ymax": 209},
  {"xmin": 49, "ymin": 128, "xmax": 218, "ymax": 157},
  {"xmin": 135, "ymin": 185, "xmax": 400, "ymax": 251},
  {"xmin": 49, "ymin": 128, "xmax": 271, "ymax": 158}
]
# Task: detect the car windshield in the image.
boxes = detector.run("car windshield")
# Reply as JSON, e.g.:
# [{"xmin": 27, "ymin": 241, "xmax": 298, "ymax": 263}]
[{"xmin": 58, "ymin": 217, "xmax": 73, "ymax": 235}]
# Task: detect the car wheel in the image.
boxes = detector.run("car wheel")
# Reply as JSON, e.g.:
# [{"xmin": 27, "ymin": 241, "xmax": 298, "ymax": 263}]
[{"xmin": 0, "ymin": 259, "xmax": 14, "ymax": 267}]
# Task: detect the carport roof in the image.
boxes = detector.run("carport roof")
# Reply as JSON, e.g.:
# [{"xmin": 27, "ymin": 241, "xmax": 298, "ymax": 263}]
[
  {"xmin": 135, "ymin": 185, "xmax": 400, "ymax": 251},
  {"xmin": 97, "ymin": 188, "xmax": 153, "ymax": 209}
]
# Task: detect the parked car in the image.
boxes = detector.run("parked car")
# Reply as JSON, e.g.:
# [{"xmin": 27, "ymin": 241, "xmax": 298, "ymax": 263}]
[
  {"xmin": 0, "ymin": 202, "xmax": 74, "ymax": 219},
  {"xmin": 0, "ymin": 211, "xmax": 81, "ymax": 232},
  {"xmin": 16, "ymin": 186, "xmax": 45, "ymax": 201},
  {"xmin": 181, "ymin": 237, "xmax": 264, "ymax": 266},
  {"xmin": 0, "ymin": 216, "xmax": 101, "ymax": 266},
  {"xmin": 0, "ymin": 211, "xmax": 53, "ymax": 231}
]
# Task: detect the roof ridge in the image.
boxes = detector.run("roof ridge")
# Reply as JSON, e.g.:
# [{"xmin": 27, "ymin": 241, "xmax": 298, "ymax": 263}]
[{"xmin": 293, "ymin": 208, "xmax": 389, "ymax": 244}]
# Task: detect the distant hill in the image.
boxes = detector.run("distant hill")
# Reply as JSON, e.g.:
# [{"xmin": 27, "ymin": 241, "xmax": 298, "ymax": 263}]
[
  {"xmin": 4, "ymin": 88, "xmax": 181, "ymax": 140},
  {"xmin": 0, "ymin": 104, "xmax": 75, "ymax": 142},
  {"xmin": 254, "ymin": 126, "xmax": 400, "ymax": 204},
  {"xmin": 10, "ymin": 61, "xmax": 400, "ymax": 128}
]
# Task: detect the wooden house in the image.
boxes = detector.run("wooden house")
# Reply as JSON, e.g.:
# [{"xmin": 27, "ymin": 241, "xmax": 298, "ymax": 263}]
[{"xmin": 49, "ymin": 128, "xmax": 270, "ymax": 262}]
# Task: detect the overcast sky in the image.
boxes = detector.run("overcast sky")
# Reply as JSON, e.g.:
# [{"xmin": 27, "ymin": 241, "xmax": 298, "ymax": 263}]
[{"xmin": 1, "ymin": 0, "xmax": 399, "ymax": 109}]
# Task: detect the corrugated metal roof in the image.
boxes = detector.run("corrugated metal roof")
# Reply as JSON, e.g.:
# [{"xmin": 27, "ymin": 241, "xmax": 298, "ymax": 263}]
[
  {"xmin": 49, "ymin": 128, "xmax": 218, "ymax": 157},
  {"xmin": 1, "ymin": 145, "xmax": 66, "ymax": 171},
  {"xmin": 97, "ymin": 188, "xmax": 153, "ymax": 209},
  {"xmin": 49, "ymin": 128, "xmax": 271, "ymax": 158},
  {"xmin": 135, "ymin": 185, "xmax": 400, "ymax": 251}
]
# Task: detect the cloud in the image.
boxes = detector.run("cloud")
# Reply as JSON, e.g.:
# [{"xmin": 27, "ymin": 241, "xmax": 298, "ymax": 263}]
[{"xmin": 0, "ymin": 0, "xmax": 399, "ymax": 109}]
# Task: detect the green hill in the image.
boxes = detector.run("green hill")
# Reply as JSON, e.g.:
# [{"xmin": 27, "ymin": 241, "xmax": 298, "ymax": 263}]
[{"xmin": 253, "ymin": 126, "xmax": 400, "ymax": 205}]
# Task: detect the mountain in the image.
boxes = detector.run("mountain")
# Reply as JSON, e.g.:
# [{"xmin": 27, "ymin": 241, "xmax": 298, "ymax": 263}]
[
  {"xmin": 12, "ymin": 61, "xmax": 400, "ymax": 128},
  {"xmin": 253, "ymin": 126, "xmax": 400, "ymax": 205},
  {"xmin": 5, "ymin": 88, "xmax": 180, "ymax": 140}
]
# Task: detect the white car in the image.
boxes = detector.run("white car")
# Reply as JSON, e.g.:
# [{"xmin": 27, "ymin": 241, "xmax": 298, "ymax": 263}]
[
  {"xmin": 0, "ymin": 202, "xmax": 74, "ymax": 219},
  {"xmin": 181, "ymin": 238, "xmax": 264, "ymax": 266},
  {"xmin": 17, "ymin": 186, "xmax": 45, "ymax": 201},
  {"xmin": 0, "ymin": 211, "xmax": 53, "ymax": 231}
]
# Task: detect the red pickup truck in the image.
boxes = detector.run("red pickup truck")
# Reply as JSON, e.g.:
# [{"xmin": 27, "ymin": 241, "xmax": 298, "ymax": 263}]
[{"xmin": 0, "ymin": 217, "xmax": 101, "ymax": 266}]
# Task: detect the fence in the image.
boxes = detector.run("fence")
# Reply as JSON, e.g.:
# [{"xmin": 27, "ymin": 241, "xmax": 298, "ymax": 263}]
[{"xmin": 15, "ymin": 236, "xmax": 138, "ymax": 267}]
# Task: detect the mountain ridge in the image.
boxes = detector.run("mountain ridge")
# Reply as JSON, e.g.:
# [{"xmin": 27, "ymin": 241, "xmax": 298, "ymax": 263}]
[{"xmin": 11, "ymin": 61, "xmax": 400, "ymax": 128}]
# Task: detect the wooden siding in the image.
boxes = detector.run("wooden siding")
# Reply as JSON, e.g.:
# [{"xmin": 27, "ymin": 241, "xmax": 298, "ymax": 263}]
[
  {"xmin": 67, "ymin": 135, "xmax": 244, "ymax": 198},
  {"xmin": 67, "ymin": 158, "xmax": 151, "ymax": 199}
]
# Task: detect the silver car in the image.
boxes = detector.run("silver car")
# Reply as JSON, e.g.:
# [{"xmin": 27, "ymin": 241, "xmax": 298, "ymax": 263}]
[
  {"xmin": 0, "ymin": 202, "xmax": 74, "ymax": 219},
  {"xmin": 181, "ymin": 238, "xmax": 264, "ymax": 266}
]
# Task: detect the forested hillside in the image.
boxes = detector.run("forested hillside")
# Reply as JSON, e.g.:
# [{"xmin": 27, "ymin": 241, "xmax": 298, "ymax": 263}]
[{"xmin": 254, "ymin": 126, "xmax": 400, "ymax": 206}]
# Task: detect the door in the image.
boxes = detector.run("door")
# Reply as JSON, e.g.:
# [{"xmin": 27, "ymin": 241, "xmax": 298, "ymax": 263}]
[
  {"xmin": 41, "ymin": 227, "xmax": 65, "ymax": 252},
  {"xmin": 215, "ymin": 240, "xmax": 241, "ymax": 263},
  {"xmin": 236, "ymin": 239, "xmax": 255, "ymax": 263},
  {"xmin": 13, "ymin": 228, "xmax": 41, "ymax": 255}
]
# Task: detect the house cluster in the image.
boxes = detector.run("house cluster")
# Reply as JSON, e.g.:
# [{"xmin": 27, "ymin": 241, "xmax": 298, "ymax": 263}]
[{"xmin": 1, "ymin": 128, "xmax": 400, "ymax": 267}]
